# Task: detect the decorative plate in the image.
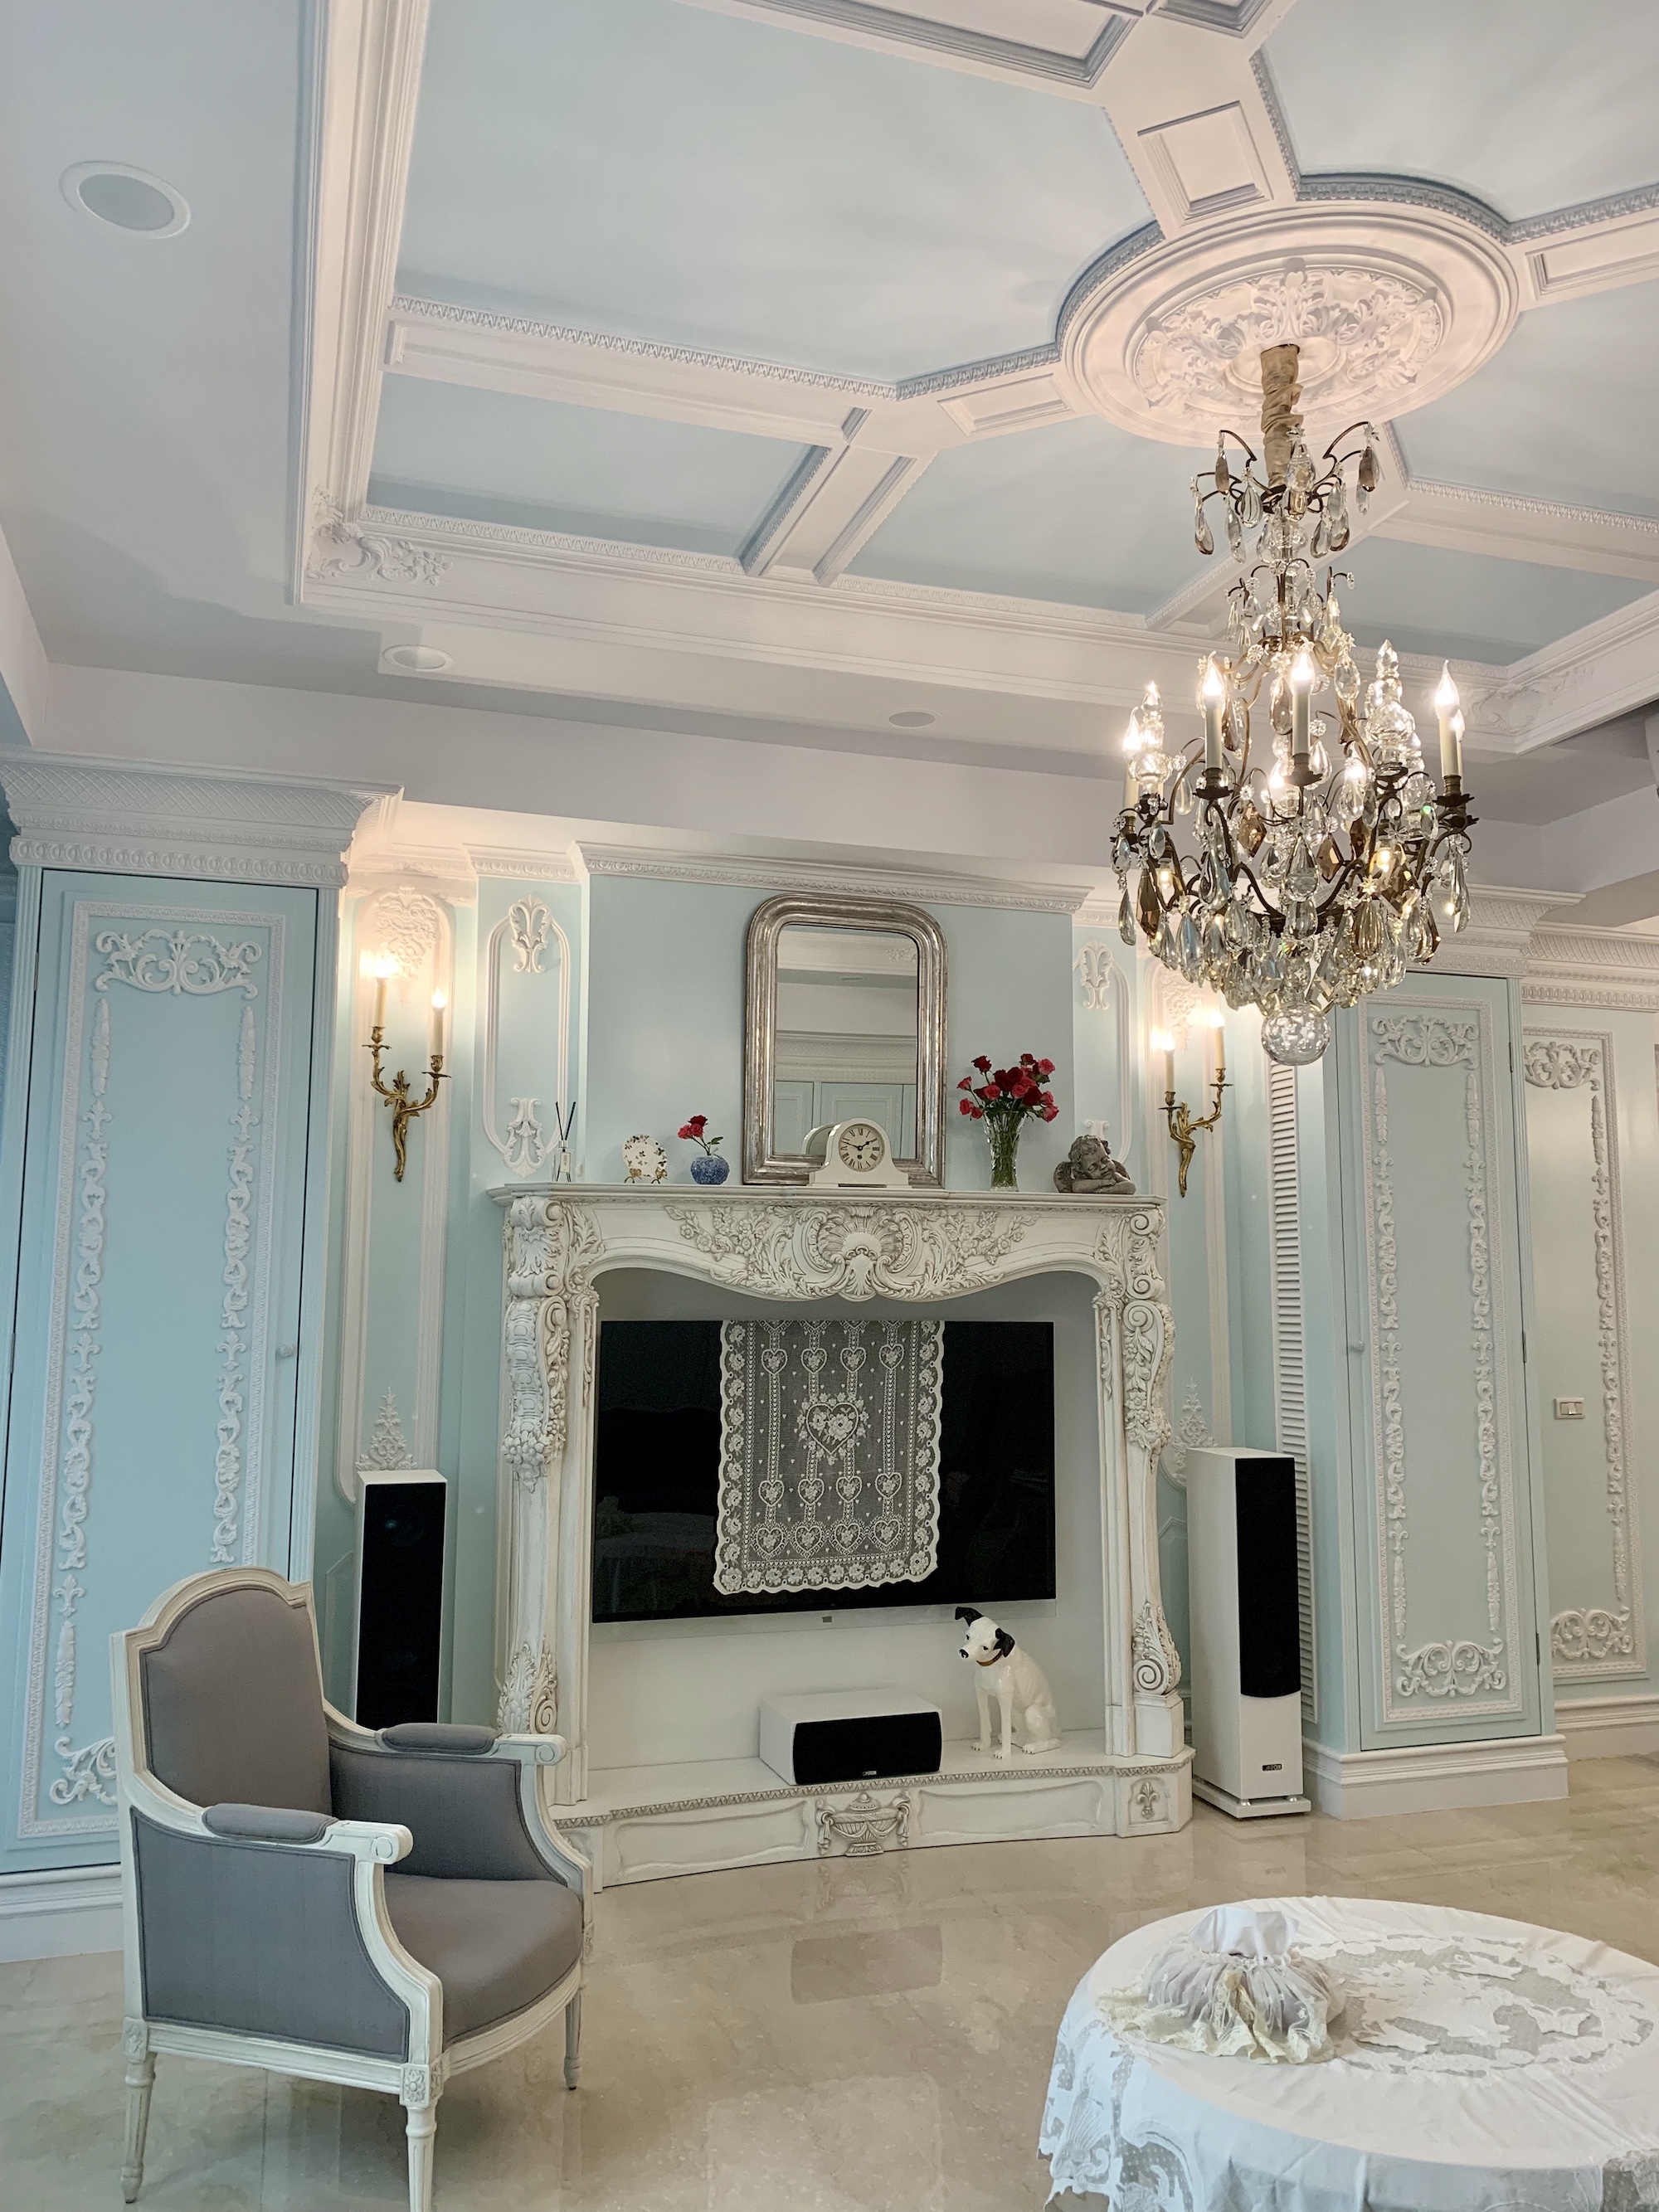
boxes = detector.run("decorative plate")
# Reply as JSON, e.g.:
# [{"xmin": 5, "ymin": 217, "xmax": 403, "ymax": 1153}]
[{"xmin": 621, "ymin": 1133, "xmax": 667, "ymax": 1184}]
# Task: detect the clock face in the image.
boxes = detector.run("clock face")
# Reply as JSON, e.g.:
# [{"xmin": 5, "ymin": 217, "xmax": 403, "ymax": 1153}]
[{"xmin": 837, "ymin": 1121, "xmax": 887, "ymax": 1173}]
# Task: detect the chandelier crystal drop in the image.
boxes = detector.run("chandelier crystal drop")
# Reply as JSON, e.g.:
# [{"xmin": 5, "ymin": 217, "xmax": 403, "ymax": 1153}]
[{"xmin": 1112, "ymin": 342, "xmax": 1477, "ymax": 1066}]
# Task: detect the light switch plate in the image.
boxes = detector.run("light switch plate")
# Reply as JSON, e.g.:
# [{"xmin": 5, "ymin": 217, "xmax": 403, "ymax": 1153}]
[{"xmin": 1554, "ymin": 1396, "xmax": 1586, "ymax": 1419}]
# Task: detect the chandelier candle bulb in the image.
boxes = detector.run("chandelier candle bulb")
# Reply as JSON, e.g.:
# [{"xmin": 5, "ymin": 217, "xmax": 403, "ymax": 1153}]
[
  {"xmin": 1290, "ymin": 649, "xmax": 1315, "ymax": 765},
  {"xmin": 1201, "ymin": 663, "xmax": 1226, "ymax": 774},
  {"xmin": 1434, "ymin": 665, "xmax": 1462, "ymax": 782}
]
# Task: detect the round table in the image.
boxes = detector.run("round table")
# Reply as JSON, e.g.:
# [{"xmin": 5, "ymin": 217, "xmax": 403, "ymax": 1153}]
[{"xmin": 1041, "ymin": 1897, "xmax": 1659, "ymax": 2211}]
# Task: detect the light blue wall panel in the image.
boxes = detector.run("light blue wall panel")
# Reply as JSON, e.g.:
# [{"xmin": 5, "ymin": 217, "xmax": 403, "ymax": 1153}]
[
  {"xmin": 0, "ymin": 874, "xmax": 321, "ymax": 1870},
  {"xmin": 1522, "ymin": 1011, "xmax": 1659, "ymax": 1702},
  {"xmin": 1331, "ymin": 975, "xmax": 1545, "ymax": 1748}
]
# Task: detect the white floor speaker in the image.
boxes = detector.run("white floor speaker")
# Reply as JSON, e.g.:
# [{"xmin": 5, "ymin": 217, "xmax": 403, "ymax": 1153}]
[{"xmin": 1186, "ymin": 1446, "xmax": 1310, "ymax": 1819}]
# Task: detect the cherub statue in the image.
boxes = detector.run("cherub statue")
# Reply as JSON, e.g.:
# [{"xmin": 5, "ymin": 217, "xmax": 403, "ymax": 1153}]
[{"xmin": 1053, "ymin": 1131, "xmax": 1135, "ymax": 1195}]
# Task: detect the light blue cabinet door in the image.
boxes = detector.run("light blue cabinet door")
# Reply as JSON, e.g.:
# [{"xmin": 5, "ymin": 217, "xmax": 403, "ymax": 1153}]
[
  {"xmin": 0, "ymin": 875, "xmax": 321, "ymax": 1868},
  {"xmin": 1334, "ymin": 974, "xmax": 1544, "ymax": 1748}
]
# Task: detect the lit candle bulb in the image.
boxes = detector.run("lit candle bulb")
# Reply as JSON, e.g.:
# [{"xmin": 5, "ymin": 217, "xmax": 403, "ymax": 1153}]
[
  {"xmin": 429, "ymin": 988, "xmax": 447, "ymax": 1062},
  {"xmin": 370, "ymin": 954, "xmax": 397, "ymax": 1030},
  {"xmin": 1151, "ymin": 1026, "xmax": 1175, "ymax": 1099},
  {"xmin": 1122, "ymin": 710, "xmax": 1143, "ymax": 809},
  {"xmin": 1434, "ymin": 664, "xmax": 1462, "ymax": 782},
  {"xmin": 1200, "ymin": 660, "xmax": 1226, "ymax": 774},
  {"xmin": 1289, "ymin": 648, "xmax": 1316, "ymax": 766},
  {"xmin": 1207, "ymin": 1005, "xmax": 1227, "ymax": 1083}
]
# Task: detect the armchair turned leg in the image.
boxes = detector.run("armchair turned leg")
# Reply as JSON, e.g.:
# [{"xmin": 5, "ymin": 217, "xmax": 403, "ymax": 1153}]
[
  {"xmin": 403, "ymin": 2096, "xmax": 437, "ymax": 2212},
  {"xmin": 120, "ymin": 2021, "xmax": 154, "ymax": 2203},
  {"xmin": 563, "ymin": 1993, "xmax": 582, "ymax": 2090}
]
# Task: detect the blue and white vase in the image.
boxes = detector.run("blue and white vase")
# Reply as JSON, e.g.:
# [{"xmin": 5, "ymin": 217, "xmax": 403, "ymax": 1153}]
[{"xmin": 689, "ymin": 1152, "xmax": 730, "ymax": 1186}]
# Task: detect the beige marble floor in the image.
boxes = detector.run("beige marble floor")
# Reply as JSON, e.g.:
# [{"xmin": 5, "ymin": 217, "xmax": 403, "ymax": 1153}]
[{"xmin": 5, "ymin": 1756, "xmax": 1657, "ymax": 2211}]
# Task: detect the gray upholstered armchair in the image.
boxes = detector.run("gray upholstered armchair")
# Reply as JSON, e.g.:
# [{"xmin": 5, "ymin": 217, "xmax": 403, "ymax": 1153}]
[{"xmin": 110, "ymin": 1567, "xmax": 589, "ymax": 2212}]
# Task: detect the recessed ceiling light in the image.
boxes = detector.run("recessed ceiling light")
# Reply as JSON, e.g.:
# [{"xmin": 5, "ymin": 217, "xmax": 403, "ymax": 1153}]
[
  {"xmin": 61, "ymin": 162, "xmax": 190, "ymax": 237},
  {"xmin": 383, "ymin": 644, "xmax": 453, "ymax": 674},
  {"xmin": 888, "ymin": 710, "xmax": 936, "ymax": 728}
]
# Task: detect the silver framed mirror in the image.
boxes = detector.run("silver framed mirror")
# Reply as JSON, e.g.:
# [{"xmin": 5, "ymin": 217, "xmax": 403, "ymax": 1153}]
[{"xmin": 743, "ymin": 893, "xmax": 947, "ymax": 1186}]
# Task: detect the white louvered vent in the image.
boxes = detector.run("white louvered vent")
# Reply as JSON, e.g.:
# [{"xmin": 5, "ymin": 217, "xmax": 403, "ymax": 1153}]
[{"xmin": 1267, "ymin": 1059, "xmax": 1316, "ymax": 1723}]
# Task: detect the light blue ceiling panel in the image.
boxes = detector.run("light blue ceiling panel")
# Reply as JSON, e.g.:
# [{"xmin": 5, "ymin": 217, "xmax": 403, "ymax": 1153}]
[
  {"xmin": 1266, "ymin": 0, "xmax": 1659, "ymax": 221},
  {"xmin": 847, "ymin": 416, "xmax": 1209, "ymax": 610},
  {"xmin": 399, "ymin": 0, "xmax": 1151, "ymax": 383},
  {"xmin": 1396, "ymin": 280, "xmax": 1659, "ymax": 518},
  {"xmin": 368, "ymin": 378, "xmax": 812, "ymax": 555},
  {"xmin": 1335, "ymin": 537, "xmax": 1651, "ymax": 667}
]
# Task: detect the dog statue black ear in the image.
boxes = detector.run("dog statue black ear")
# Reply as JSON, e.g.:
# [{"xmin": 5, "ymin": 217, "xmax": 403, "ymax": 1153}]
[
  {"xmin": 954, "ymin": 1606, "xmax": 981, "ymax": 1626},
  {"xmin": 994, "ymin": 1626, "xmax": 1016, "ymax": 1659}
]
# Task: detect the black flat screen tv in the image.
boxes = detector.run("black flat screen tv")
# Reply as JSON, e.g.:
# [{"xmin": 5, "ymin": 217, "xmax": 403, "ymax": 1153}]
[{"xmin": 592, "ymin": 1320, "xmax": 1056, "ymax": 1624}]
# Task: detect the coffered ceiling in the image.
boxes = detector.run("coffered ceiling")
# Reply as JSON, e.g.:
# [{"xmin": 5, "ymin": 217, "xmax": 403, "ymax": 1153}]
[{"xmin": 2, "ymin": 0, "xmax": 1657, "ymax": 858}]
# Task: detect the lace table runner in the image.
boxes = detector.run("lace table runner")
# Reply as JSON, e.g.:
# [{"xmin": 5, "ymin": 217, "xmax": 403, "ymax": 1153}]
[{"xmin": 714, "ymin": 1318, "xmax": 943, "ymax": 1594}]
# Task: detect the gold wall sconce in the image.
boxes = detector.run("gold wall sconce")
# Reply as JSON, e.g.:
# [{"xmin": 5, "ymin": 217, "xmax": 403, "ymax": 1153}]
[
  {"xmin": 366, "ymin": 955, "xmax": 447, "ymax": 1182},
  {"xmin": 1152, "ymin": 1008, "xmax": 1228, "ymax": 1198}
]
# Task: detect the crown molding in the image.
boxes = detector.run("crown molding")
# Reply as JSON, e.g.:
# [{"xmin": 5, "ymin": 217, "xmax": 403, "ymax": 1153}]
[
  {"xmin": 0, "ymin": 755, "xmax": 382, "ymax": 888},
  {"xmin": 1522, "ymin": 923, "xmax": 1659, "ymax": 1011},
  {"xmin": 1421, "ymin": 887, "xmax": 1576, "ymax": 978},
  {"xmin": 573, "ymin": 840, "xmax": 1094, "ymax": 914},
  {"xmin": 466, "ymin": 845, "xmax": 580, "ymax": 882}
]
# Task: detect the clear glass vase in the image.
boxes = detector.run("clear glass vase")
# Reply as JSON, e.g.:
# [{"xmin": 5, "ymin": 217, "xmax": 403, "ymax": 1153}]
[{"xmin": 985, "ymin": 1110, "xmax": 1023, "ymax": 1190}]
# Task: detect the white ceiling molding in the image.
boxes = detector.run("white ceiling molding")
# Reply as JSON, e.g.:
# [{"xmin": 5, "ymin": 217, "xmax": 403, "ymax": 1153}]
[
  {"xmin": 0, "ymin": 755, "xmax": 382, "ymax": 888},
  {"xmin": 1097, "ymin": 14, "xmax": 1294, "ymax": 236},
  {"xmin": 0, "ymin": 513, "xmax": 48, "ymax": 745},
  {"xmin": 1522, "ymin": 924, "xmax": 1659, "ymax": 1012},
  {"xmin": 1423, "ymin": 888, "xmax": 1575, "ymax": 980},
  {"xmin": 1374, "ymin": 483, "xmax": 1659, "ymax": 586},
  {"xmin": 466, "ymin": 846, "xmax": 580, "ymax": 882},
  {"xmin": 742, "ymin": 441, "xmax": 929, "ymax": 583},
  {"xmin": 294, "ymin": 0, "xmax": 430, "ymax": 596},
  {"xmin": 1508, "ymin": 186, "xmax": 1659, "ymax": 308},
  {"xmin": 1463, "ymin": 592, "xmax": 1659, "ymax": 754},
  {"xmin": 670, "ymin": 0, "xmax": 1140, "ymax": 96},
  {"xmin": 574, "ymin": 839, "xmax": 1096, "ymax": 914}
]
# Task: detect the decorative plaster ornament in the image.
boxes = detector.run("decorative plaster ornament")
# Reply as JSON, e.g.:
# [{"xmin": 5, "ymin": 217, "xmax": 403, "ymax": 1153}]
[{"xmin": 1063, "ymin": 203, "xmax": 1517, "ymax": 447}]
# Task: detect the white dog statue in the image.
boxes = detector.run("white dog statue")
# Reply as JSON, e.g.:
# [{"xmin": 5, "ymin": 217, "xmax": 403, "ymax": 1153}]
[{"xmin": 956, "ymin": 1607, "xmax": 1061, "ymax": 1758}]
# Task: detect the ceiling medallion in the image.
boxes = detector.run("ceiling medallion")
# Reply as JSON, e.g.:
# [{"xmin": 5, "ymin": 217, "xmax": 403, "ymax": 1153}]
[
  {"xmin": 1110, "ymin": 343, "xmax": 1477, "ymax": 1067},
  {"xmin": 1063, "ymin": 203, "xmax": 1517, "ymax": 445}
]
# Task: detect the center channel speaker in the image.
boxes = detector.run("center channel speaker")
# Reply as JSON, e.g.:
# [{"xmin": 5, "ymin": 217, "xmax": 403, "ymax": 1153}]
[
  {"xmin": 758, "ymin": 1687, "xmax": 943, "ymax": 1787},
  {"xmin": 353, "ymin": 1469, "xmax": 446, "ymax": 1729}
]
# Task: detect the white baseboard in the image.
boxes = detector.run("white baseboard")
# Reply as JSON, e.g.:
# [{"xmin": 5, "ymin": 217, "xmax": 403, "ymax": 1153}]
[
  {"xmin": 1554, "ymin": 1692, "xmax": 1659, "ymax": 1760},
  {"xmin": 1302, "ymin": 1733, "xmax": 1569, "ymax": 1820},
  {"xmin": 0, "ymin": 1864, "xmax": 122, "ymax": 1962}
]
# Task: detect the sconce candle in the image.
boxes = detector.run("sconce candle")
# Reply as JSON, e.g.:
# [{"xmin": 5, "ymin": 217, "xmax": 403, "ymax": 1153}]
[
  {"xmin": 430, "ymin": 989, "xmax": 447, "ymax": 1060},
  {"xmin": 370, "ymin": 954, "xmax": 397, "ymax": 1031},
  {"xmin": 1155, "ymin": 1011, "xmax": 1228, "ymax": 1198}
]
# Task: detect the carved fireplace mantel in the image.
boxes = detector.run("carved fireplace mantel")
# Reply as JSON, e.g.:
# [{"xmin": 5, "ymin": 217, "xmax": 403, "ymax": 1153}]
[{"xmin": 489, "ymin": 1184, "xmax": 1182, "ymax": 1830}]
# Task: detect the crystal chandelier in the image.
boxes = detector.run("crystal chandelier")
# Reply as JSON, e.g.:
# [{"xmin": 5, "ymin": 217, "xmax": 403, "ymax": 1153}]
[{"xmin": 1112, "ymin": 342, "xmax": 1477, "ymax": 1065}]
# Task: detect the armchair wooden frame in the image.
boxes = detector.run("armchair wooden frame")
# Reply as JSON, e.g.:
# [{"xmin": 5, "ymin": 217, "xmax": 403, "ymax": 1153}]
[{"xmin": 112, "ymin": 1567, "xmax": 590, "ymax": 2212}]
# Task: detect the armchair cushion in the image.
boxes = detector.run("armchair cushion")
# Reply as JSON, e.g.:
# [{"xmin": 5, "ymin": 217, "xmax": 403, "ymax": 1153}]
[
  {"xmin": 203, "ymin": 1803, "xmax": 331, "ymax": 1844},
  {"xmin": 384, "ymin": 1874, "xmax": 582, "ymax": 2043},
  {"xmin": 142, "ymin": 1584, "xmax": 331, "ymax": 1815},
  {"xmin": 331, "ymin": 1741, "xmax": 552, "ymax": 1882},
  {"xmin": 380, "ymin": 1723, "xmax": 497, "ymax": 1756}
]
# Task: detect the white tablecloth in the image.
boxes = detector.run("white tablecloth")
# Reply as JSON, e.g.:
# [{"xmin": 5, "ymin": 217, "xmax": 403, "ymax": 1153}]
[{"xmin": 1041, "ymin": 1897, "xmax": 1659, "ymax": 2211}]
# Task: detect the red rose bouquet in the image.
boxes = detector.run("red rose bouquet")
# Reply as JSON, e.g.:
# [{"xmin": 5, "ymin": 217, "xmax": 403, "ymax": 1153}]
[
  {"xmin": 956, "ymin": 1052, "xmax": 1058, "ymax": 1189},
  {"xmin": 676, "ymin": 1112, "xmax": 721, "ymax": 1156}
]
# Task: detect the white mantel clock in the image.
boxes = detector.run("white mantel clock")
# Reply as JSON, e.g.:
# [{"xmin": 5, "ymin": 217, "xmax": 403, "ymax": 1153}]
[{"xmin": 803, "ymin": 1119, "xmax": 912, "ymax": 1189}]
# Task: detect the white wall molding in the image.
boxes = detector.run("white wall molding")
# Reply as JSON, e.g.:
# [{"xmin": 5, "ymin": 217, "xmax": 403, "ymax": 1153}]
[
  {"xmin": 573, "ymin": 840, "xmax": 1096, "ymax": 914},
  {"xmin": 1522, "ymin": 1029, "xmax": 1644, "ymax": 1682},
  {"xmin": 1554, "ymin": 1692, "xmax": 1659, "ymax": 1760},
  {"xmin": 333, "ymin": 888, "xmax": 454, "ymax": 1508},
  {"xmin": 1427, "ymin": 887, "xmax": 1573, "ymax": 979},
  {"xmin": 0, "ymin": 1865, "xmax": 122, "ymax": 1963},
  {"xmin": 1303, "ymin": 1732, "xmax": 1568, "ymax": 1818},
  {"xmin": 467, "ymin": 846, "xmax": 580, "ymax": 882},
  {"xmin": 481, "ymin": 896, "xmax": 572, "ymax": 1178},
  {"xmin": 0, "ymin": 756, "xmax": 377, "ymax": 889}
]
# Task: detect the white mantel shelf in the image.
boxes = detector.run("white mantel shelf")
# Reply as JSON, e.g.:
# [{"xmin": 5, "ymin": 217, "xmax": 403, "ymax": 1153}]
[{"xmin": 485, "ymin": 1181, "xmax": 1187, "ymax": 1876}]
